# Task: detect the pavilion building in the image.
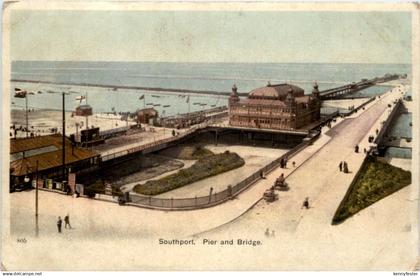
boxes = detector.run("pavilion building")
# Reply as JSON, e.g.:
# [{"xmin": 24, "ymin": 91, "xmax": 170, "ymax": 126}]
[{"xmin": 228, "ymin": 82, "xmax": 321, "ymax": 131}]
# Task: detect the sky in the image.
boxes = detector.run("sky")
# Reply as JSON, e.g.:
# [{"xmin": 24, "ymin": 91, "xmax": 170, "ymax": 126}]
[{"xmin": 9, "ymin": 10, "xmax": 412, "ymax": 64}]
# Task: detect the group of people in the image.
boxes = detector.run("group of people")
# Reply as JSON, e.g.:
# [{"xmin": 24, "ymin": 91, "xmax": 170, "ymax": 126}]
[
  {"xmin": 57, "ymin": 214, "xmax": 72, "ymax": 233},
  {"xmin": 280, "ymin": 157, "xmax": 288, "ymax": 169},
  {"xmin": 339, "ymin": 161, "xmax": 349, "ymax": 173}
]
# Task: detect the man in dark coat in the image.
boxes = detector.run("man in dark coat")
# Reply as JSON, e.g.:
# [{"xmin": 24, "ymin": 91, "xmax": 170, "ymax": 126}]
[
  {"xmin": 64, "ymin": 214, "xmax": 72, "ymax": 229},
  {"xmin": 57, "ymin": 217, "xmax": 62, "ymax": 233}
]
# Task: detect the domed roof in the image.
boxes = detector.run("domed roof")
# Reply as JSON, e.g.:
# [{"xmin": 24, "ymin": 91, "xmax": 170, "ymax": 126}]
[{"xmin": 248, "ymin": 83, "xmax": 304, "ymax": 100}]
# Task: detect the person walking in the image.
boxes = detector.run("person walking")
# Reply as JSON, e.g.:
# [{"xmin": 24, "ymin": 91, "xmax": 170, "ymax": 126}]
[
  {"xmin": 339, "ymin": 161, "xmax": 343, "ymax": 172},
  {"xmin": 302, "ymin": 197, "xmax": 310, "ymax": 209},
  {"xmin": 57, "ymin": 217, "xmax": 62, "ymax": 233},
  {"xmin": 64, "ymin": 214, "xmax": 72, "ymax": 229},
  {"xmin": 343, "ymin": 162, "xmax": 349, "ymax": 173},
  {"xmin": 265, "ymin": 228, "xmax": 270, "ymax": 237}
]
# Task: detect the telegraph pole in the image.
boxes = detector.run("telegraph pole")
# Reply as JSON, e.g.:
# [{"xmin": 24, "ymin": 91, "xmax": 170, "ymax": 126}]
[
  {"xmin": 25, "ymin": 94, "xmax": 28, "ymax": 138},
  {"xmin": 35, "ymin": 160, "xmax": 39, "ymax": 237},
  {"xmin": 62, "ymin": 92, "xmax": 66, "ymax": 179}
]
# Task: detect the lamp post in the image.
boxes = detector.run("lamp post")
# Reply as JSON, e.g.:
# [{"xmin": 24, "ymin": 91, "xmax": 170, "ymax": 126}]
[
  {"xmin": 35, "ymin": 160, "xmax": 39, "ymax": 237},
  {"xmin": 62, "ymin": 92, "xmax": 66, "ymax": 180},
  {"xmin": 25, "ymin": 95, "xmax": 28, "ymax": 138}
]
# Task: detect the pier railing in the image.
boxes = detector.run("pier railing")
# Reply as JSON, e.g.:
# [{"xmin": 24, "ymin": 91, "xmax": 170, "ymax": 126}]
[{"xmin": 128, "ymin": 130, "xmax": 320, "ymax": 210}]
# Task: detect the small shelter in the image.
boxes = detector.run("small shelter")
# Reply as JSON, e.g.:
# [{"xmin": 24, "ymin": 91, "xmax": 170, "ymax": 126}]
[{"xmin": 137, "ymin": 108, "xmax": 159, "ymax": 125}]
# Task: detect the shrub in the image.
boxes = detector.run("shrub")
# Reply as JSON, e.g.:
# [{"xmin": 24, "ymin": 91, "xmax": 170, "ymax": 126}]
[
  {"xmin": 333, "ymin": 156, "xmax": 411, "ymax": 224},
  {"xmin": 134, "ymin": 151, "xmax": 245, "ymax": 195}
]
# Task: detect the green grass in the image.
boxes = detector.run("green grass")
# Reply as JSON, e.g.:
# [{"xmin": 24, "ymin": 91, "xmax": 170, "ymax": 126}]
[
  {"xmin": 134, "ymin": 151, "xmax": 245, "ymax": 195},
  {"xmin": 332, "ymin": 156, "xmax": 411, "ymax": 224}
]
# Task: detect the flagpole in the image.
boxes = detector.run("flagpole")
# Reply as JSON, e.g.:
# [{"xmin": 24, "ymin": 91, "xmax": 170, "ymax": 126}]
[{"xmin": 25, "ymin": 94, "xmax": 28, "ymax": 138}]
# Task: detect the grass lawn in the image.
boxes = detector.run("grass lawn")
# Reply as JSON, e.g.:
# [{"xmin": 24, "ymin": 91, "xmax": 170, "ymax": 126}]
[
  {"xmin": 134, "ymin": 151, "xmax": 245, "ymax": 195},
  {"xmin": 333, "ymin": 156, "xmax": 411, "ymax": 224}
]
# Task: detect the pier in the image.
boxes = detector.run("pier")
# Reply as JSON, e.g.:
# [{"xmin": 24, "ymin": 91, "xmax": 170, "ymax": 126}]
[
  {"xmin": 319, "ymin": 74, "xmax": 402, "ymax": 100},
  {"xmin": 11, "ymin": 73, "xmax": 403, "ymax": 99}
]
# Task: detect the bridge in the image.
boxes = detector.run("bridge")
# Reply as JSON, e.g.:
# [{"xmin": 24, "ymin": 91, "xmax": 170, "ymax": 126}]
[{"xmin": 319, "ymin": 74, "xmax": 402, "ymax": 100}]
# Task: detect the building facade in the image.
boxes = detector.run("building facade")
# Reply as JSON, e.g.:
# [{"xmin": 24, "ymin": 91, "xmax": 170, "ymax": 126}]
[{"xmin": 229, "ymin": 82, "xmax": 321, "ymax": 130}]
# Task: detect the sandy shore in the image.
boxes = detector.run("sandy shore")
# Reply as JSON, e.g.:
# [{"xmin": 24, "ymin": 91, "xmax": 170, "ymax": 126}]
[{"xmin": 10, "ymin": 109, "xmax": 137, "ymax": 138}]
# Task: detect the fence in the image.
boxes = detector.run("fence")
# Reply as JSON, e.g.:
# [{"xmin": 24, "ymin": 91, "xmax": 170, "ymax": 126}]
[{"xmin": 129, "ymin": 130, "xmax": 320, "ymax": 210}]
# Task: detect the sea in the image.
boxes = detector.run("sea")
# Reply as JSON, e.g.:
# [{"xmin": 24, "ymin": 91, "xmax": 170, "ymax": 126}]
[{"xmin": 10, "ymin": 61, "xmax": 412, "ymax": 158}]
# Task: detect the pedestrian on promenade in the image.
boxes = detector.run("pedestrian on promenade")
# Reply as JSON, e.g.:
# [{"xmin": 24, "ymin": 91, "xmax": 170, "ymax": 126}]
[
  {"xmin": 343, "ymin": 162, "xmax": 349, "ymax": 173},
  {"xmin": 57, "ymin": 217, "xmax": 62, "ymax": 233},
  {"xmin": 355, "ymin": 145, "xmax": 359, "ymax": 153},
  {"xmin": 64, "ymin": 214, "xmax": 72, "ymax": 229},
  {"xmin": 265, "ymin": 228, "xmax": 270, "ymax": 237},
  {"xmin": 339, "ymin": 161, "xmax": 343, "ymax": 172},
  {"xmin": 292, "ymin": 161, "xmax": 296, "ymax": 167},
  {"xmin": 302, "ymin": 197, "xmax": 310, "ymax": 209}
]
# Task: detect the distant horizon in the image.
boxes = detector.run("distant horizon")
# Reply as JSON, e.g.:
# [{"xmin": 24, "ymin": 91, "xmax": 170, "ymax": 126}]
[{"xmin": 11, "ymin": 60, "xmax": 412, "ymax": 66}]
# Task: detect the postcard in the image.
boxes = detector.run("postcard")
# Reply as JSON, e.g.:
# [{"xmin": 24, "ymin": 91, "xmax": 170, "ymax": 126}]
[{"xmin": 1, "ymin": 1, "xmax": 419, "ymax": 271}]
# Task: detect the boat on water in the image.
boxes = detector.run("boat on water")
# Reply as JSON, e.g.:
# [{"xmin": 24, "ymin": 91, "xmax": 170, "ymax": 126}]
[
  {"xmin": 14, "ymin": 89, "xmax": 27, "ymax": 98},
  {"xmin": 193, "ymin": 102, "xmax": 200, "ymax": 105},
  {"xmin": 37, "ymin": 91, "xmax": 42, "ymax": 94},
  {"xmin": 163, "ymin": 105, "xmax": 170, "ymax": 108},
  {"xmin": 28, "ymin": 92, "xmax": 35, "ymax": 95},
  {"xmin": 47, "ymin": 90, "xmax": 55, "ymax": 93},
  {"xmin": 153, "ymin": 104, "xmax": 161, "ymax": 107},
  {"xmin": 146, "ymin": 103, "xmax": 154, "ymax": 105},
  {"xmin": 151, "ymin": 95, "xmax": 160, "ymax": 98},
  {"xmin": 211, "ymin": 104, "xmax": 216, "ymax": 107}
]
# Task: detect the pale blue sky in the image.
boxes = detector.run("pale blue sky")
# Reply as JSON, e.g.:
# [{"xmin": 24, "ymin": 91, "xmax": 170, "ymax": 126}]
[{"xmin": 9, "ymin": 10, "xmax": 412, "ymax": 63}]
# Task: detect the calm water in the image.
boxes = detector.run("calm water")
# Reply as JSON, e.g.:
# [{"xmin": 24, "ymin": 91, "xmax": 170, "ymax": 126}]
[
  {"xmin": 12, "ymin": 61, "xmax": 410, "ymax": 93},
  {"xmin": 11, "ymin": 61, "xmax": 412, "ymax": 158}
]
